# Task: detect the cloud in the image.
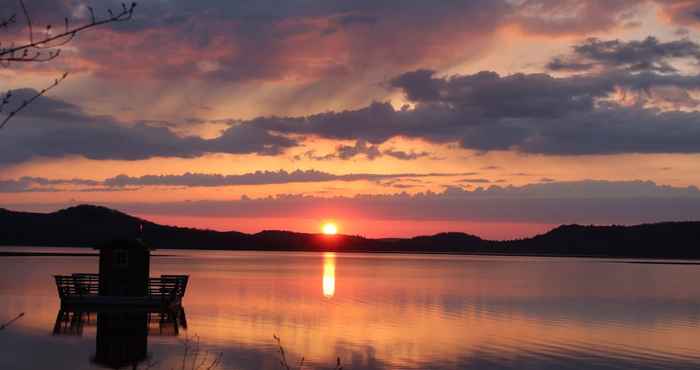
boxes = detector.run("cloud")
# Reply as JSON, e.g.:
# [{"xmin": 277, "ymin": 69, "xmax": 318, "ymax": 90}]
[
  {"xmin": 102, "ymin": 170, "xmax": 474, "ymax": 187},
  {"xmin": 547, "ymin": 58, "xmax": 597, "ymax": 72},
  {"xmin": 382, "ymin": 149, "xmax": 431, "ymax": 160},
  {"xmin": 0, "ymin": 176, "xmax": 102, "ymax": 193},
  {"xmin": 388, "ymin": 68, "xmax": 700, "ymax": 154},
  {"xmin": 0, "ymin": 91, "xmax": 297, "ymax": 165},
  {"xmin": 0, "ymin": 170, "xmax": 474, "ymax": 191},
  {"xmin": 8, "ymin": 58, "xmax": 700, "ymax": 165},
  {"xmin": 19, "ymin": 177, "xmax": 101, "ymax": 187},
  {"xmin": 332, "ymin": 140, "xmax": 382, "ymax": 160},
  {"xmin": 58, "ymin": 0, "xmax": 512, "ymax": 82},
  {"xmin": 459, "ymin": 178, "xmax": 491, "ymax": 184},
  {"xmin": 18, "ymin": 1, "xmax": 668, "ymax": 84},
  {"xmin": 656, "ymin": 0, "xmax": 700, "ymax": 29},
  {"xmin": 547, "ymin": 36, "xmax": 700, "ymax": 73},
  {"xmin": 33, "ymin": 180, "xmax": 700, "ymax": 225},
  {"xmin": 298, "ymin": 140, "xmax": 431, "ymax": 161},
  {"xmin": 251, "ymin": 68, "xmax": 700, "ymax": 155},
  {"xmin": 510, "ymin": 0, "xmax": 642, "ymax": 36},
  {"xmin": 0, "ymin": 178, "xmax": 44, "ymax": 193},
  {"xmin": 390, "ymin": 69, "xmax": 610, "ymax": 118}
]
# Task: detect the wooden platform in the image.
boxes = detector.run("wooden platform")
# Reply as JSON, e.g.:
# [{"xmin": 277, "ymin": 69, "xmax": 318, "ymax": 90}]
[{"xmin": 54, "ymin": 273, "xmax": 188, "ymax": 309}]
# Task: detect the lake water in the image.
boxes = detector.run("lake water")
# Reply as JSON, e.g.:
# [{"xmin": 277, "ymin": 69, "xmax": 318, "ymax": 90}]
[{"xmin": 1, "ymin": 248, "xmax": 699, "ymax": 370}]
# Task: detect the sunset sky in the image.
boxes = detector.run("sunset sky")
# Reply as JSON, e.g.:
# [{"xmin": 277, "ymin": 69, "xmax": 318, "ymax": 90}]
[{"xmin": 2, "ymin": 0, "xmax": 700, "ymax": 239}]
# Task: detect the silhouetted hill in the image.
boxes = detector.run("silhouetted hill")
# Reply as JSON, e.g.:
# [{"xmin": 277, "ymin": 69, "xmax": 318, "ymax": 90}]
[
  {"xmin": 1, "ymin": 205, "xmax": 699, "ymax": 258},
  {"xmin": 499, "ymin": 223, "xmax": 700, "ymax": 258},
  {"xmin": 0, "ymin": 205, "xmax": 249, "ymax": 249}
]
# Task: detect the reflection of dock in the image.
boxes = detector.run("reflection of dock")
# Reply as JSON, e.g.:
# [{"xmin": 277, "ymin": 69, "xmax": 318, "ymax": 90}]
[
  {"xmin": 53, "ymin": 306, "xmax": 187, "ymax": 337},
  {"xmin": 53, "ymin": 307, "xmax": 188, "ymax": 369}
]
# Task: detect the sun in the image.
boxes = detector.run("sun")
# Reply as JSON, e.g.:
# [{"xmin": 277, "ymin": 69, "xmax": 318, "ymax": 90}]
[{"xmin": 321, "ymin": 222, "xmax": 338, "ymax": 235}]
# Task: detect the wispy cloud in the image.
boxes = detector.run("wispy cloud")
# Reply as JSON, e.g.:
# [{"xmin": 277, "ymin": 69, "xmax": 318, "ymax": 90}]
[
  {"xmin": 547, "ymin": 36, "xmax": 700, "ymax": 73},
  {"xmin": 0, "ymin": 170, "xmax": 476, "ymax": 192},
  {"xmin": 296, "ymin": 140, "xmax": 432, "ymax": 161},
  {"xmin": 12, "ymin": 180, "xmax": 699, "ymax": 225}
]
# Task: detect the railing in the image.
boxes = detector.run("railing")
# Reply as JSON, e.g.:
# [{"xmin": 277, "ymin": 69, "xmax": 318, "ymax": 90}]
[
  {"xmin": 54, "ymin": 273, "xmax": 189, "ymax": 301},
  {"xmin": 54, "ymin": 273, "xmax": 99, "ymax": 298},
  {"xmin": 148, "ymin": 275, "xmax": 189, "ymax": 299}
]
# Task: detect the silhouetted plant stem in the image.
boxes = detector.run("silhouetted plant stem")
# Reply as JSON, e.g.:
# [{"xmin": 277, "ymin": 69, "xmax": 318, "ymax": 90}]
[
  {"xmin": 273, "ymin": 334, "xmax": 342, "ymax": 370},
  {"xmin": 0, "ymin": 312, "xmax": 24, "ymax": 331}
]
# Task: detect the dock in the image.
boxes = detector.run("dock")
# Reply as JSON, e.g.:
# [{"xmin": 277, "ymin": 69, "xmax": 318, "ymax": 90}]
[
  {"xmin": 50, "ymin": 238, "xmax": 190, "ymax": 369},
  {"xmin": 55, "ymin": 273, "xmax": 188, "ymax": 309}
]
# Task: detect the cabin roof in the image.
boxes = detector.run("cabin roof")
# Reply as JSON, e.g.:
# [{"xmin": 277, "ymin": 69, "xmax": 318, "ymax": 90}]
[{"xmin": 93, "ymin": 238, "xmax": 154, "ymax": 250}]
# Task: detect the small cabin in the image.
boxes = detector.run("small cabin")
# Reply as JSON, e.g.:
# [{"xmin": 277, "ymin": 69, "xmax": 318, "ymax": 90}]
[{"xmin": 96, "ymin": 239, "xmax": 151, "ymax": 297}]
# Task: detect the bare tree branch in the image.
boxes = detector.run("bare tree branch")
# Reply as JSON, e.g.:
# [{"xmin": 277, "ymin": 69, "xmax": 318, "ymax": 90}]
[
  {"xmin": 19, "ymin": 0, "xmax": 33, "ymax": 44},
  {"xmin": 0, "ymin": 312, "xmax": 25, "ymax": 331},
  {"xmin": 0, "ymin": 15, "xmax": 17, "ymax": 29},
  {"xmin": 0, "ymin": 2, "xmax": 137, "ymax": 130},
  {"xmin": 1, "ymin": 1, "xmax": 137, "ymax": 63},
  {"xmin": 0, "ymin": 72, "xmax": 67, "ymax": 130}
]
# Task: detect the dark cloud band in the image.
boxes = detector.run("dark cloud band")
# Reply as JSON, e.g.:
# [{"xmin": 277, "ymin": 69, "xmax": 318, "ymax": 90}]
[
  {"xmin": 0, "ymin": 170, "xmax": 475, "ymax": 192},
  {"xmin": 7, "ymin": 180, "xmax": 699, "ymax": 225}
]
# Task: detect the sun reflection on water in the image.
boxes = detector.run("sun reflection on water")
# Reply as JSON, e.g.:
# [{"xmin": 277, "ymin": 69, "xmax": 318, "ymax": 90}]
[{"xmin": 322, "ymin": 252, "xmax": 336, "ymax": 298}]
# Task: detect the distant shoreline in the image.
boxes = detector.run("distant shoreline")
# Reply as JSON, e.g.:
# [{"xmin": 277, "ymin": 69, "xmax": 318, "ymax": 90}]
[
  {"xmin": 2, "ymin": 248, "xmax": 700, "ymax": 264},
  {"xmin": 0, "ymin": 251, "xmax": 98, "ymax": 257},
  {"xmin": 0, "ymin": 251, "xmax": 174, "ymax": 257},
  {"xmin": 2, "ymin": 205, "xmax": 700, "ymax": 260}
]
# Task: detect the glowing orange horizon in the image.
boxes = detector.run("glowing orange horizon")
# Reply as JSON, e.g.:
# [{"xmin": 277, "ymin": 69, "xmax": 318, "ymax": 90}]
[{"xmin": 132, "ymin": 214, "xmax": 556, "ymax": 240}]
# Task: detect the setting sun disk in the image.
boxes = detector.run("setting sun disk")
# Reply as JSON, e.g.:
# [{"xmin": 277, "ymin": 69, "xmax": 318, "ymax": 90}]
[{"xmin": 322, "ymin": 222, "xmax": 338, "ymax": 235}]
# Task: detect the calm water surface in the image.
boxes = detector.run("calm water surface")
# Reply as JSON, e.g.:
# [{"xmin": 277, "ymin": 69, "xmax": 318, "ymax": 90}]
[{"xmin": 1, "ymin": 248, "xmax": 699, "ymax": 369}]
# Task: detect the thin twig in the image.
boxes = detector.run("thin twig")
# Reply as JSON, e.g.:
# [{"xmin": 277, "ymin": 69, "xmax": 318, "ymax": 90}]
[
  {"xmin": 19, "ymin": 0, "xmax": 33, "ymax": 44},
  {"xmin": 0, "ymin": 2, "xmax": 137, "ymax": 63},
  {"xmin": 0, "ymin": 14, "xmax": 16, "ymax": 29},
  {"xmin": 204, "ymin": 353, "xmax": 222, "ymax": 370},
  {"xmin": 0, "ymin": 72, "xmax": 67, "ymax": 130},
  {"xmin": 0, "ymin": 312, "xmax": 25, "ymax": 331},
  {"xmin": 274, "ymin": 334, "xmax": 292, "ymax": 370},
  {"xmin": 273, "ymin": 335, "xmax": 342, "ymax": 370},
  {"xmin": 181, "ymin": 335, "xmax": 190, "ymax": 370},
  {"xmin": 171, "ymin": 333, "xmax": 222, "ymax": 370}
]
